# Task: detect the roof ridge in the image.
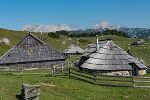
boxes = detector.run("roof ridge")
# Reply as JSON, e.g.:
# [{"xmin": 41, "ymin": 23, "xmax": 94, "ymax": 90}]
[{"xmin": 16, "ymin": 33, "xmax": 46, "ymax": 46}]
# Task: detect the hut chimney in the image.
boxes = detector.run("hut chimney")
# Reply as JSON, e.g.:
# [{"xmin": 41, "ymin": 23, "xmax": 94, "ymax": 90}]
[
  {"xmin": 96, "ymin": 35, "xmax": 99, "ymax": 51},
  {"xmin": 28, "ymin": 32, "xmax": 32, "ymax": 35},
  {"xmin": 40, "ymin": 31, "xmax": 43, "ymax": 40}
]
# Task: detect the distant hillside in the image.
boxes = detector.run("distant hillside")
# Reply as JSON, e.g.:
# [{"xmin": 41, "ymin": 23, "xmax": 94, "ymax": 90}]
[
  {"xmin": 119, "ymin": 27, "xmax": 150, "ymax": 38},
  {"xmin": 69, "ymin": 29, "xmax": 128, "ymax": 37},
  {"xmin": 79, "ymin": 21, "xmax": 150, "ymax": 38},
  {"xmin": 22, "ymin": 22, "xmax": 150, "ymax": 38},
  {"xmin": 0, "ymin": 28, "xmax": 150, "ymax": 66}
]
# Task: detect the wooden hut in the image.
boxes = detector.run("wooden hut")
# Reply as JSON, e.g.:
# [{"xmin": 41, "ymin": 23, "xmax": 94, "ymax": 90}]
[
  {"xmin": 0, "ymin": 33, "xmax": 66, "ymax": 69},
  {"xmin": 63, "ymin": 44, "xmax": 84, "ymax": 55},
  {"xmin": 80, "ymin": 40, "xmax": 147, "ymax": 76},
  {"xmin": 131, "ymin": 39, "xmax": 145, "ymax": 46}
]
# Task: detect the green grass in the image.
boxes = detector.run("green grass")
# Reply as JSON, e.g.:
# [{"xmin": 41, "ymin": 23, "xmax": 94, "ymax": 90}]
[
  {"xmin": 0, "ymin": 73, "xmax": 150, "ymax": 100},
  {"xmin": 23, "ymin": 69, "xmax": 51, "ymax": 73},
  {"xmin": 0, "ymin": 68, "xmax": 149, "ymax": 100}
]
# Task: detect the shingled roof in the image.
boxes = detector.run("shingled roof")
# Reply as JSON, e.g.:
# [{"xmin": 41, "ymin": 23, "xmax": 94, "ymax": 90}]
[
  {"xmin": 81, "ymin": 40, "xmax": 147, "ymax": 71},
  {"xmin": 83, "ymin": 41, "xmax": 108, "ymax": 57},
  {"xmin": 63, "ymin": 44, "xmax": 84, "ymax": 54},
  {"xmin": 0, "ymin": 33, "xmax": 65, "ymax": 65}
]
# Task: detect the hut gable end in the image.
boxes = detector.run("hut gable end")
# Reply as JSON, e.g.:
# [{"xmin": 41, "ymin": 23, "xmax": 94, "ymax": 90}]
[
  {"xmin": 0, "ymin": 33, "xmax": 65, "ymax": 65},
  {"xmin": 16, "ymin": 33, "xmax": 45, "ymax": 48}
]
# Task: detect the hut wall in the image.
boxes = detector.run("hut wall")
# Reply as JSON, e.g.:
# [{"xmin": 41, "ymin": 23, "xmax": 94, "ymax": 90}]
[
  {"xmin": 0, "ymin": 61, "xmax": 66, "ymax": 69},
  {"xmin": 139, "ymin": 69, "xmax": 146, "ymax": 76},
  {"xmin": 97, "ymin": 71, "xmax": 131, "ymax": 76},
  {"xmin": 131, "ymin": 63, "xmax": 147, "ymax": 76}
]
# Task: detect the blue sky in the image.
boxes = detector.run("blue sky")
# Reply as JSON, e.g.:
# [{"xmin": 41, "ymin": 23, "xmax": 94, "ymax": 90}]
[{"xmin": 0, "ymin": 0, "xmax": 150, "ymax": 30}]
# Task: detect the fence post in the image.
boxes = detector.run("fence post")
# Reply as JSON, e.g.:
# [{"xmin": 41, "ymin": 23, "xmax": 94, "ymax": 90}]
[
  {"xmin": 51, "ymin": 67, "xmax": 54, "ymax": 77},
  {"xmin": 69, "ymin": 68, "xmax": 71, "ymax": 78},
  {"xmin": 67, "ymin": 61, "xmax": 69, "ymax": 67},
  {"xmin": 51, "ymin": 67, "xmax": 53, "ymax": 76},
  {"xmin": 94, "ymin": 75, "xmax": 96, "ymax": 84},
  {"xmin": 61, "ymin": 63, "xmax": 64, "ymax": 73},
  {"xmin": 20, "ymin": 68, "xmax": 23, "ymax": 76},
  {"xmin": 132, "ymin": 76, "xmax": 135, "ymax": 87},
  {"xmin": 21, "ymin": 69, "xmax": 23, "ymax": 76},
  {"xmin": 54, "ymin": 66, "xmax": 57, "ymax": 77},
  {"xmin": 93, "ymin": 71, "xmax": 96, "ymax": 84}
]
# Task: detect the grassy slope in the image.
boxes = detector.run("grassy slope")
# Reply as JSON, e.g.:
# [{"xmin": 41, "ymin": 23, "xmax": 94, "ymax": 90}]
[
  {"xmin": 0, "ymin": 29, "xmax": 27, "ymax": 56},
  {"xmin": 0, "ymin": 74, "xmax": 150, "ymax": 100},
  {"xmin": 0, "ymin": 29, "xmax": 150, "ymax": 100}
]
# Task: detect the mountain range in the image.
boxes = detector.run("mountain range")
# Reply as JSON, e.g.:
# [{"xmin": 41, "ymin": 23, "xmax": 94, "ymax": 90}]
[
  {"xmin": 23, "ymin": 23, "xmax": 76, "ymax": 33},
  {"xmin": 89, "ymin": 21, "xmax": 150, "ymax": 38},
  {"xmin": 22, "ymin": 21, "xmax": 150, "ymax": 38}
]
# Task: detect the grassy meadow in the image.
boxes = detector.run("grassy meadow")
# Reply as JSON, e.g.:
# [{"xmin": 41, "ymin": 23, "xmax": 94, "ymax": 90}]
[
  {"xmin": 0, "ymin": 73, "xmax": 150, "ymax": 100},
  {"xmin": 0, "ymin": 29, "xmax": 150, "ymax": 100}
]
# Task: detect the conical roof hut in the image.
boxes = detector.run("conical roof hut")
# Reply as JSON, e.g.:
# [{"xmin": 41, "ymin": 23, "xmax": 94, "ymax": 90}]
[
  {"xmin": 63, "ymin": 44, "xmax": 84, "ymax": 55},
  {"xmin": 80, "ymin": 40, "xmax": 147, "ymax": 76},
  {"xmin": 131, "ymin": 39, "xmax": 145, "ymax": 45},
  {"xmin": 0, "ymin": 33, "xmax": 66, "ymax": 68}
]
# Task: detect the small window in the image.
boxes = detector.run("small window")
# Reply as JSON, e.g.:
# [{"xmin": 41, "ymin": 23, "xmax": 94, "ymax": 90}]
[
  {"xmin": 28, "ymin": 38, "xmax": 33, "ymax": 44},
  {"xmin": 26, "ymin": 38, "xmax": 34, "ymax": 46}
]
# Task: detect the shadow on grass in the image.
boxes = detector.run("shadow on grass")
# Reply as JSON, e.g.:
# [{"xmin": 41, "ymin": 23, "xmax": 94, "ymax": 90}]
[
  {"xmin": 44, "ymin": 73, "xmax": 68, "ymax": 77},
  {"xmin": 16, "ymin": 94, "xmax": 23, "ymax": 100},
  {"xmin": 70, "ymin": 75, "xmax": 133, "ymax": 88}
]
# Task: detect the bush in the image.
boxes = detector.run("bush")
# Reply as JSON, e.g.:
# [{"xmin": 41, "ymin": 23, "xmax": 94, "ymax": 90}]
[
  {"xmin": 56, "ymin": 30, "xmax": 69, "ymax": 36},
  {"xmin": 79, "ymin": 39, "xmax": 90, "ymax": 44},
  {"xmin": 48, "ymin": 32, "xmax": 60, "ymax": 38}
]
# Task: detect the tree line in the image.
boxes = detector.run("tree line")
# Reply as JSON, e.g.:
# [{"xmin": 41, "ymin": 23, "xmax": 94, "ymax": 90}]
[{"xmin": 48, "ymin": 30, "xmax": 129, "ymax": 38}]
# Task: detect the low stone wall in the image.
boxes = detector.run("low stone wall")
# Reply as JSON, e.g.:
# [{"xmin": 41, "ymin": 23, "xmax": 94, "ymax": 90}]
[
  {"xmin": 20, "ymin": 84, "xmax": 41, "ymax": 100},
  {"xmin": 101, "ymin": 71, "xmax": 130, "ymax": 76}
]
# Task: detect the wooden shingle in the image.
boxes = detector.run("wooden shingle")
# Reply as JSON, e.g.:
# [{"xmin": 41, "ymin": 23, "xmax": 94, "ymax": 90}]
[{"xmin": 81, "ymin": 40, "xmax": 147, "ymax": 71}]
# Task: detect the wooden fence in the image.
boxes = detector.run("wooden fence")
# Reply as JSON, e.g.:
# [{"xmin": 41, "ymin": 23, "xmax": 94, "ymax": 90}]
[
  {"xmin": 69, "ymin": 68, "xmax": 150, "ymax": 88},
  {"xmin": 133, "ymin": 76, "xmax": 150, "ymax": 88},
  {"xmin": 0, "ymin": 68, "xmax": 23, "ymax": 75},
  {"xmin": 0, "ymin": 63, "xmax": 68, "ymax": 76},
  {"xmin": 147, "ymin": 68, "xmax": 150, "ymax": 73},
  {"xmin": 0, "ymin": 66, "xmax": 149, "ymax": 88}
]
